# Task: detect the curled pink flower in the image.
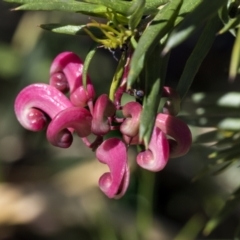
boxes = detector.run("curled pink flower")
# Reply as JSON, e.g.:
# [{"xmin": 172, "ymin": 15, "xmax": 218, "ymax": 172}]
[
  {"xmin": 50, "ymin": 52, "xmax": 95, "ymax": 108},
  {"xmin": 155, "ymin": 113, "xmax": 192, "ymax": 158},
  {"xmin": 14, "ymin": 83, "xmax": 73, "ymax": 131},
  {"xmin": 46, "ymin": 107, "xmax": 92, "ymax": 148},
  {"xmin": 120, "ymin": 102, "xmax": 142, "ymax": 137},
  {"xmin": 91, "ymin": 94, "xmax": 116, "ymax": 135},
  {"xmin": 136, "ymin": 127, "xmax": 169, "ymax": 171},
  {"xmin": 96, "ymin": 138, "xmax": 130, "ymax": 199}
]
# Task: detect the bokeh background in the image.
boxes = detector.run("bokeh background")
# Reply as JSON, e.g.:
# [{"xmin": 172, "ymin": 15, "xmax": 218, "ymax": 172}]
[{"xmin": 1, "ymin": 1, "xmax": 240, "ymax": 239}]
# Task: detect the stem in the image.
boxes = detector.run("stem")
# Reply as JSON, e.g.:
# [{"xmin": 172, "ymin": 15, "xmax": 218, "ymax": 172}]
[{"xmin": 136, "ymin": 169, "xmax": 156, "ymax": 239}]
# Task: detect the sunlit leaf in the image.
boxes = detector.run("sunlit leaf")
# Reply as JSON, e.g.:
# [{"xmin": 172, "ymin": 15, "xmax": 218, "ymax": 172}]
[
  {"xmin": 163, "ymin": 0, "xmax": 228, "ymax": 53},
  {"xmin": 127, "ymin": 0, "xmax": 183, "ymax": 88},
  {"xmin": 82, "ymin": 0, "xmax": 169, "ymax": 15},
  {"xmin": 139, "ymin": 43, "xmax": 164, "ymax": 146},
  {"xmin": 109, "ymin": 53, "xmax": 126, "ymax": 101},
  {"xmin": 11, "ymin": 1, "xmax": 107, "ymax": 16},
  {"xmin": 82, "ymin": 46, "xmax": 97, "ymax": 90},
  {"xmin": 229, "ymin": 28, "xmax": 240, "ymax": 81},
  {"xmin": 128, "ymin": 0, "xmax": 145, "ymax": 30}
]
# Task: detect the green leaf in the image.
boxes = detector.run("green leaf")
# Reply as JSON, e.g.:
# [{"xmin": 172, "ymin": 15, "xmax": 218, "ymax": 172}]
[
  {"xmin": 40, "ymin": 24, "xmax": 86, "ymax": 35},
  {"xmin": 139, "ymin": 43, "xmax": 164, "ymax": 146},
  {"xmin": 82, "ymin": 0, "xmax": 169, "ymax": 16},
  {"xmin": 11, "ymin": 1, "xmax": 107, "ymax": 15},
  {"xmin": 174, "ymin": 0, "xmax": 203, "ymax": 26},
  {"xmin": 5, "ymin": 0, "xmax": 62, "ymax": 2},
  {"xmin": 127, "ymin": 0, "xmax": 183, "ymax": 88},
  {"xmin": 40, "ymin": 23, "xmax": 103, "ymax": 37},
  {"xmin": 109, "ymin": 53, "xmax": 126, "ymax": 102},
  {"xmin": 82, "ymin": 46, "xmax": 97, "ymax": 90},
  {"xmin": 218, "ymin": 15, "xmax": 240, "ymax": 35},
  {"xmin": 176, "ymin": 15, "xmax": 222, "ymax": 100},
  {"xmin": 229, "ymin": 28, "xmax": 240, "ymax": 81},
  {"xmin": 128, "ymin": 0, "xmax": 146, "ymax": 30},
  {"xmin": 81, "ymin": 0, "xmax": 133, "ymax": 15},
  {"xmin": 163, "ymin": 0, "xmax": 228, "ymax": 53}
]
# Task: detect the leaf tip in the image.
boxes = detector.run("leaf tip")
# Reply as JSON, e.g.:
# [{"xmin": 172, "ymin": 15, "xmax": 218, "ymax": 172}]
[{"xmin": 161, "ymin": 47, "xmax": 169, "ymax": 56}]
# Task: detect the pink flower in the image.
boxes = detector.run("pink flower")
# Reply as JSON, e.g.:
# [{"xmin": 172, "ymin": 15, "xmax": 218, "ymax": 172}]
[
  {"xmin": 14, "ymin": 83, "xmax": 73, "ymax": 131},
  {"xmin": 14, "ymin": 51, "xmax": 192, "ymax": 199},
  {"xmin": 91, "ymin": 94, "xmax": 116, "ymax": 135},
  {"xmin": 47, "ymin": 107, "xmax": 92, "ymax": 148},
  {"xmin": 96, "ymin": 138, "xmax": 130, "ymax": 199},
  {"xmin": 50, "ymin": 52, "xmax": 95, "ymax": 110}
]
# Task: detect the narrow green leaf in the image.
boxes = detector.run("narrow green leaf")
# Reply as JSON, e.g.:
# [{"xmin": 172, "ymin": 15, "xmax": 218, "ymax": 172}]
[
  {"xmin": 40, "ymin": 24, "xmax": 86, "ymax": 35},
  {"xmin": 128, "ymin": 0, "xmax": 145, "ymax": 30},
  {"xmin": 218, "ymin": 4, "xmax": 231, "ymax": 25},
  {"xmin": 82, "ymin": 0, "xmax": 169, "ymax": 16},
  {"xmin": 139, "ymin": 43, "xmax": 164, "ymax": 146},
  {"xmin": 109, "ymin": 53, "xmax": 126, "ymax": 101},
  {"xmin": 82, "ymin": 47, "xmax": 97, "ymax": 90},
  {"xmin": 5, "ymin": 0, "xmax": 62, "ymax": 2},
  {"xmin": 218, "ymin": 15, "xmax": 240, "ymax": 34},
  {"xmin": 176, "ymin": 15, "xmax": 221, "ymax": 100},
  {"xmin": 40, "ymin": 24, "xmax": 103, "ymax": 37},
  {"xmin": 127, "ymin": 0, "xmax": 183, "ymax": 88},
  {"xmin": 174, "ymin": 0, "xmax": 203, "ymax": 26},
  {"xmin": 81, "ymin": 0, "xmax": 132, "ymax": 15},
  {"xmin": 163, "ymin": 0, "xmax": 228, "ymax": 53},
  {"xmin": 229, "ymin": 28, "xmax": 240, "ymax": 81},
  {"xmin": 13, "ymin": 2, "xmax": 107, "ymax": 15},
  {"xmin": 144, "ymin": 0, "xmax": 169, "ymax": 14}
]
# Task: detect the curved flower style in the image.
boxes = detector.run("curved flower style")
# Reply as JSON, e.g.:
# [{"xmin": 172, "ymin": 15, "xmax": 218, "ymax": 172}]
[
  {"xmin": 155, "ymin": 113, "xmax": 192, "ymax": 158},
  {"xmin": 50, "ymin": 52, "xmax": 95, "ymax": 109},
  {"xmin": 137, "ymin": 127, "xmax": 169, "ymax": 171},
  {"xmin": 14, "ymin": 83, "xmax": 73, "ymax": 131},
  {"xmin": 14, "ymin": 50, "xmax": 192, "ymax": 199},
  {"xmin": 96, "ymin": 138, "xmax": 130, "ymax": 199},
  {"xmin": 47, "ymin": 107, "xmax": 92, "ymax": 148}
]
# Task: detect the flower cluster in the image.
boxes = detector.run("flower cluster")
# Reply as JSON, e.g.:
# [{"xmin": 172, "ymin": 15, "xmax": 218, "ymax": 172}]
[{"xmin": 14, "ymin": 52, "xmax": 192, "ymax": 199}]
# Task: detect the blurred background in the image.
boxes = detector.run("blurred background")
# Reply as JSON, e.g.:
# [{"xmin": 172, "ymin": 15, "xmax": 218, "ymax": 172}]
[{"xmin": 1, "ymin": 1, "xmax": 240, "ymax": 239}]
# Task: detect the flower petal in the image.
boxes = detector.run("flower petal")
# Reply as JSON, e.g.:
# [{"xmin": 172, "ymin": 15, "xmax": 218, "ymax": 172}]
[
  {"xmin": 96, "ymin": 138, "xmax": 129, "ymax": 198},
  {"xmin": 47, "ymin": 107, "xmax": 92, "ymax": 148},
  {"xmin": 14, "ymin": 83, "xmax": 73, "ymax": 131},
  {"xmin": 155, "ymin": 113, "xmax": 192, "ymax": 158},
  {"xmin": 91, "ymin": 94, "xmax": 116, "ymax": 135},
  {"xmin": 120, "ymin": 102, "xmax": 142, "ymax": 137},
  {"xmin": 137, "ymin": 127, "xmax": 169, "ymax": 171}
]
